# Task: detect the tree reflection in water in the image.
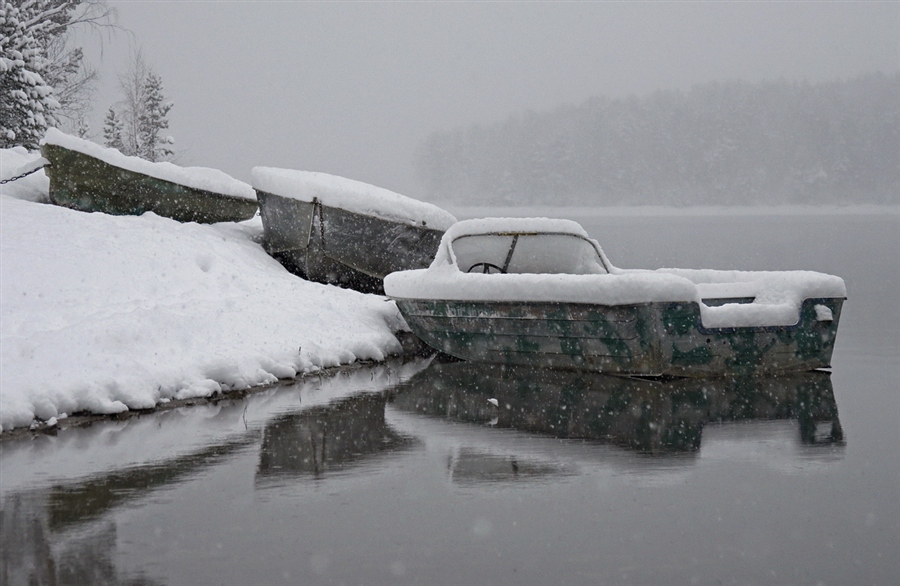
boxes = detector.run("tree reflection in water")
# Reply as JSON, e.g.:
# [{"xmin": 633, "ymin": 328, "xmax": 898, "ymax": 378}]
[
  {"xmin": 1, "ymin": 492, "xmax": 164, "ymax": 586},
  {"xmin": 1, "ymin": 433, "xmax": 256, "ymax": 585}
]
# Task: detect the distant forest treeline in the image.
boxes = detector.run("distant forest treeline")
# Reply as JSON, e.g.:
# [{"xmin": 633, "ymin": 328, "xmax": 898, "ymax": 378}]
[{"xmin": 415, "ymin": 73, "xmax": 899, "ymax": 205}]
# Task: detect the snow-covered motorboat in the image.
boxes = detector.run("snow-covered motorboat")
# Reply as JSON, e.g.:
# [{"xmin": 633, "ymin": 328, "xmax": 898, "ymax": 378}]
[
  {"xmin": 252, "ymin": 167, "xmax": 456, "ymax": 293},
  {"xmin": 384, "ymin": 218, "xmax": 846, "ymax": 377},
  {"xmin": 41, "ymin": 129, "xmax": 258, "ymax": 223}
]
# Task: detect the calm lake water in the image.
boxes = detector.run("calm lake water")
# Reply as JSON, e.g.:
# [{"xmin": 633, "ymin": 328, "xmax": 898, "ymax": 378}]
[{"xmin": 2, "ymin": 209, "xmax": 898, "ymax": 585}]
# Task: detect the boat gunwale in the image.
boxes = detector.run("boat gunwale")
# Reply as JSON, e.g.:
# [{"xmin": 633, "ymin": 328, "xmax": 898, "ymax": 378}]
[
  {"xmin": 255, "ymin": 188, "xmax": 449, "ymax": 232},
  {"xmin": 392, "ymin": 296, "xmax": 846, "ymax": 334}
]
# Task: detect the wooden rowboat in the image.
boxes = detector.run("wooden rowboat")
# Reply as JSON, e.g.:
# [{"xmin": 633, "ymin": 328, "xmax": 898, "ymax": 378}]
[
  {"xmin": 41, "ymin": 129, "xmax": 257, "ymax": 224},
  {"xmin": 252, "ymin": 167, "xmax": 456, "ymax": 294}
]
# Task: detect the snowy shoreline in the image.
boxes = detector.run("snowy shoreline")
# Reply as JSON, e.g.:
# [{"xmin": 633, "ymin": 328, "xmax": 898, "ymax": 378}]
[
  {"xmin": 2, "ymin": 147, "xmax": 425, "ymax": 432},
  {"xmin": 0, "ymin": 351, "xmax": 428, "ymax": 440},
  {"xmin": 0, "ymin": 192, "xmax": 417, "ymax": 432}
]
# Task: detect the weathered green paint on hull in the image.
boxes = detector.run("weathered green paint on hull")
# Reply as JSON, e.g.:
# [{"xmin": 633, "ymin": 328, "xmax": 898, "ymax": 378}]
[
  {"xmin": 391, "ymin": 362, "xmax": 842, "ymax": 453},
  {"xmin": 42, "ymin": 144, "xmax": 258, "ymax": 223},
  {"xmin": 257, "ymin": 189, "xmax": 446, "ymax": 293},
  {"xmin": 394, "ymin": 297, "xmax": 843, "ymax": 377}
]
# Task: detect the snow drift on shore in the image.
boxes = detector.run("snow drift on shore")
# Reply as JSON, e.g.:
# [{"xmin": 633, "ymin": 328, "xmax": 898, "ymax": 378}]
[{"xmin": 1, "ymin": 150, "xmax": 406, "ymax": 431}]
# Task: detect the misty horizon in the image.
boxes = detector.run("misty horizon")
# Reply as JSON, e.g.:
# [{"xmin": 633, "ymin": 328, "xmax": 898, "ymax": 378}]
[
  {"xmin": 66, "ymin": 2, "xmax": 900, "ymax": 203},
  {"xmin": 415, "ymin": 72, "xmax": 900, "ymax": 206}
]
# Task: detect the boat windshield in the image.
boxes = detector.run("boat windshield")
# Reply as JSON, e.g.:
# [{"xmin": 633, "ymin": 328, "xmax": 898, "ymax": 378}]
[{"xmin": 451, "ymin": 233, "xmax": 607, "ymax": 275}]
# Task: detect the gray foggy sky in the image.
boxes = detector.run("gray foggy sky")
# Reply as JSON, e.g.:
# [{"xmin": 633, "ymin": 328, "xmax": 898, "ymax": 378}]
[{"xmin": 83, "ymin": 1, "xmax": 899, "ymax": 200}]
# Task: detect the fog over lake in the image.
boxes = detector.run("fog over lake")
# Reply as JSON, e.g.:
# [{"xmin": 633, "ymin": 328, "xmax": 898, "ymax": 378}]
[{"xmin": 81, "ymin": 2, "xmax": 900, "ymax": 199}]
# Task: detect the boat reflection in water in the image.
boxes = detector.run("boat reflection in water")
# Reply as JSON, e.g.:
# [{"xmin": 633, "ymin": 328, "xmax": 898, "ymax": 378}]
[
  {"xmin": 390, "ymin": 362, "xmax": 843, "ymax": 457},
  {"xmin": 255, "ymin": 393, "xmax": 417, "ymax": 484},
  {"xmin": 0, "ymin": 359, "xmax": 429, "ymax": 585}
]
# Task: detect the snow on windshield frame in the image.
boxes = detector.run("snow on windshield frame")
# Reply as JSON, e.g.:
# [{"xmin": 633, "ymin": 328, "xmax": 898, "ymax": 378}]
[{"xmin": 448, "ymin": 230, "xmax": 613, "ymax": 275}]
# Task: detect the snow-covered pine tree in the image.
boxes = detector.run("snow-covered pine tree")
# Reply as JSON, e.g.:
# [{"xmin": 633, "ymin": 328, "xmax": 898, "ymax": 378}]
[
  {"xmin": 101, "ymin": 106, "xmax": 123, "ymax": 150},
  {"xmin": 113, "ymin": 50, "xmax": 174, "ymax": 161},
  {"xmin": 0, "ymin": 1, "xmax": 58, "ymax": 149},
  {"xmin": 73, "ymin": 114, "xmax": 89, "ymax": 138},
  {"xmin": 1, "ymin": 1, "xmax": 113, "ymax": 146},
  {"xmin": 117, "ymin": 49, "xmax": 148, "ymax": 156},
  {"xmin": 136, "ymin": 70, "xmax": 172, "ymax": 161}
]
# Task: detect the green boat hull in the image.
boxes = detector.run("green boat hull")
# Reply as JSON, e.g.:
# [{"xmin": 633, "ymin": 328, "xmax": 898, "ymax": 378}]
[
  {"xmin": 257, "ymin": 189, "xmax": 446, "ymax": 293},
  {"xmin": 391, "ymin": 362, "xmax": 842, "ymax": 453},
  {"xmin": 394, "ymin": 297, "xmax": 843, "ymax": 377},
  {"xmin": 42, "ymin": 143, "xmax": 258, "ymax": 223}
]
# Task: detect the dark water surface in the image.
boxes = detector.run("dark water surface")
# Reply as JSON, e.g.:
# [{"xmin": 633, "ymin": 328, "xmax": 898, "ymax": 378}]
[{"xmin": 2, "ymin": 210, "xmax": 897, "ymax": 585}]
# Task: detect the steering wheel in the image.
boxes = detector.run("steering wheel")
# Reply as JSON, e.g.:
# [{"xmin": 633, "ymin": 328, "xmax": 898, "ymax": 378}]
[{"xmin": 467, "ymin": 262, "xmax": 505, "ymax": 274}]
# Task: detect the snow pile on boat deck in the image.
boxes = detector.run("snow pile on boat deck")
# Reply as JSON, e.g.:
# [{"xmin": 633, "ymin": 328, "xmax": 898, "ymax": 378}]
[
  {"xmin": 251, "ymin": 166, "xmax": 456, "ymax": 230},
  {"xmin": 385, "ymin": 217, "xmax": 846, "ymax": 328},
  {"xmin": 1, "ymin": 154, "xmax": 407, "ymax": 431},
  {"xmin": 662, "ymin": 268, "xmax": 846, "ymax": 328},
  {"xmin": 42, "ymin": 128, "xmax": 256, "ymax": 201}
]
